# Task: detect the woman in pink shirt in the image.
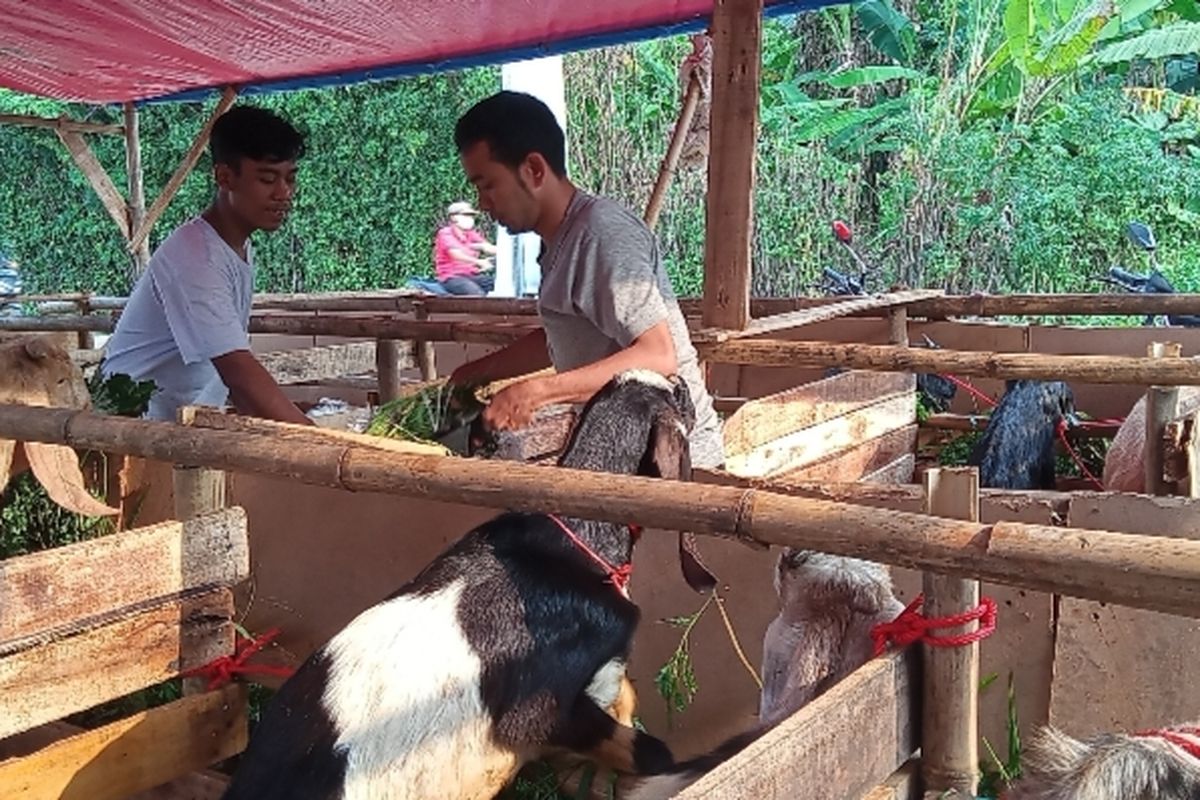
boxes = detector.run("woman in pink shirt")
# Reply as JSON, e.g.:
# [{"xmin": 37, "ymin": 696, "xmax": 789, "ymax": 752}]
[{"xmin": 433, "ymin": 201, "xmax": 497, "ymax": 295}]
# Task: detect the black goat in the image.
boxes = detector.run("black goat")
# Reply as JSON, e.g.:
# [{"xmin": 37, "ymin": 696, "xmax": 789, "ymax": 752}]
[
  {"xmin": 966, "ymin": 380, "xmax": 1078, "ymax": 490},
  {"xmin": 221, "ymin": 370, "xmax": 692, "ymax": 800}
]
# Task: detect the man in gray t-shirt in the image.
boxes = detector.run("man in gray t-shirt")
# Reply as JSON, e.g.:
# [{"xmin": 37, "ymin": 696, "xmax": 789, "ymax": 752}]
[{"xmin": 448, "ymin": 91, "xmax": 723, "ymax": 467}]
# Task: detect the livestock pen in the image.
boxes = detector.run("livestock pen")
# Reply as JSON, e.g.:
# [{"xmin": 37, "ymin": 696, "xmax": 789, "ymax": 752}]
[{"xmin": 5, "ymin": 289, "xmax": 1200, "ymax": 799}]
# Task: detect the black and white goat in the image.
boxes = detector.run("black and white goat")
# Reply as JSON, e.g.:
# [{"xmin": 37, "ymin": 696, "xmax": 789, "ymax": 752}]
[
  {"xmin": 758, "ymin": 548, "xmax": 905, "ymax": 726},
  {"xmin": 221, "ymin": 370, "xmax": 694, "ymax": 800}
]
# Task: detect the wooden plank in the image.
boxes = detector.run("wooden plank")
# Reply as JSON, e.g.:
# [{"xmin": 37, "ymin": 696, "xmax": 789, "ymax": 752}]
[
  {"xmin": 0, "ymin": 589, "xmax": 234, "ymax": 739},
  {"xmin": 0, "ymin": 509, "xmax": 248, "ymax": 650},
  {"xmin": 862, "ymin": 454, "xmax": 916, "ymax": 485},
  {"xmin": 676, "ymin": 649, "xmax": 918, "ymax": 799},
  {"xmin": 0, "ymin": 685, "xmax": 247, "ymax": 800},
  {"xmin": 724, "ymin": 391, "xmax": 916, "ymax": 478},
  {"xmin": 921, "ymin": 468, "xmax": 981, "ymax": 797},
  {"xmin": 701, "ymin": 0, "xmax": 762, "ymax": 331},
  {"xmin": 0, "ymin": 114, "xmax": 123, "ymax": 135},
  {"xmin": 257, "ymin": 341, "xmax": 383, "ymax": 385},
  {"xmin": 861, "ymin": 761, "xmax": 919, "ymax": 800},
  {"xmin": 779, "ymin": 425, "xmax": 919, "ymax": 485},
  {"xmin": 723, "ymin": 370, "xmax": 915, "ymax": 458},
  {"xmin": 129, "ymin": 87, "xmax": 238, "ymax": 253},
  {"xmin": 55, "ymin": 130, "xmax": 130, "ymax": 240},
  {"xmin": 698, "ymin": 289, "xmax": 943, "ymax": 343}
]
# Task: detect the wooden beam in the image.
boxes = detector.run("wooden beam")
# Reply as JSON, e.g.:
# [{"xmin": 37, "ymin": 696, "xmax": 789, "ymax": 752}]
[
  {"xmin": 257, "ymin": 341, "xmax": 382, "ymax": 386},
  {"xmin": 0, "ymin": 686, "xmax": 246, "ymax": 800},
  {"xmin": 701, "ymin": 0, "xmax": 762, "ymax": 331},
  {"xmin": 0, "ymin": 114, "xmax": 123, "ymax": 135},
  {"xmin": 0, "ymin": 509, "xmax": 247, "ymax": 650},
  {"xmin": 376, "ymin": 339, "xmax": 406, "ymax": 402},
  {"xmin": 1145, "ymin": 342, "xmax": 1183, "ymax": 495},
  {"xmin": 676, "ymin": 649, "xmax": 918, "ymax": 799},
  {"xmin": 124, "ymin": 102, "xmax": 151, "ymax": 271},
  {"xmin": 696, "ymin": 289, "xmax": 943, "ymax": 343},
  {"xmin": 906, "ymin": 292, "xmax": 1200, "ymax": 319},
  {"xmin": 923, "ymin": 413, "xmax": 1120, "ymax": 439},
  {"xmin": 414, "ymin": 306, "xmax": 437, "ymax": 382},
  {"xmin": 128, "ymin": 87, "xmax": 238, "ymax": 253},
  {"xmin": 8, "ymin": 406, "xmax": 1200, "ymax": 617},
  {"xmin": 55, "ymin": 130, "xmax": 130, "ymax": 240},
  {"xmin": 696, "ymin": 338, "xmax": 1200, "ymax": 386},
  {"xmin": 921, "ymin": 468, "xmax": 982, "ymax": 796},
  {"xmin": 0, "ymin": 589, "xmax": 233, "ymax": 739}
]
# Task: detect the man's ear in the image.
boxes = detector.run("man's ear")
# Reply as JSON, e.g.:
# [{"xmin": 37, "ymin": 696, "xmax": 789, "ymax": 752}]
[{"xmin": 214, "ymin": 162, "xmax": 237, "ymax": 192}]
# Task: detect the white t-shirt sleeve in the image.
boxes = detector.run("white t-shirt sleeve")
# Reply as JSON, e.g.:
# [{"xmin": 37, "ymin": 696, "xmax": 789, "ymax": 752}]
[{"xmin": 152, "ymin": 241, "xmax": 250, "ymax": 365}]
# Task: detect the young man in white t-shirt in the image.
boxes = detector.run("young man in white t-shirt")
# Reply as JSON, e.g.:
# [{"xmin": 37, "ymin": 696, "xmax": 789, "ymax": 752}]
[{"xmin": 102, "ymin": 105, "xmax": 313, "ymax": 426}]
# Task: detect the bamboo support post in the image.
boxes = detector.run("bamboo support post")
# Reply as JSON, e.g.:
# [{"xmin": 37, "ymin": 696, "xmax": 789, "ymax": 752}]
[
  {"xmin": 376, "ymin": 339, "xmax": 405, "ymax": 402},
  {"xmin": 128, "ymin": 86, "xmax": 238, "ymax": 254},
  {"xmin": 888, "ymin": 285, "xmax": 909, "ymax": 346},
  {"xmin": 173, "ymin": 408, "xmax": 229, "ymax": 695},
  {"xmin": 124, "ymin": 102, "xmax": 151, "ymax": 273},
  {"xmin": 7, "ymin": 404, "xmax": 1200, "ymax": 617},
  {"xmin": 414, "ymin": 306, "xmax": 437, "ymax": 381},
  {"xmin": 644, "ymin": 75, "xmax": 703, "ymax": 231},
  {"xmin": 1145, "ymin": 341, "xmax": 1183, "ymax": 496},
  {"xmin": 921, "ymin": 468, "xmax": 982, "ymax": 797},
  {"xmin": 701, "ymin": 0, "xmax": 762, "ymax": 331}
]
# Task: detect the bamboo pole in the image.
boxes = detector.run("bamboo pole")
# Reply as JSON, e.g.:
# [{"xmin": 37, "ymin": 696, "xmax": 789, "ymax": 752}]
[
  {"xmin": 696, "ymin": 289, "xmax": 941, "ymax": 343},
  {"xmin": 414, "ymin": 306, "xmax": 438, "ymax": 382},
  {"xmin": 888, "ymin": 286, "xmax": 909, "ymax": 347},
  {"xmin": 20, "ymin": 292, "xmax": 1200, "ymax": 320},
  {"xmin": 376, "ymin": 339, "xmax": 405, "ymax": 402},
  {"xmin": 701, "ymin": 0, "xmax": 762, "ymax": 331},
  {"xmin": 128, "ymin": 86, "xmax": 238, "ymax": 254},
  {"xmin": 644, "ymin": 76, "xmax": 703, "ymax": 231},
  {"xmin": 5, "ymin": 404, "xmax": 1200, "ymax": 617},
  {"xmin": 695, "ymin": 338, "xmax": 1200, "ymax": 385},
  {"xmin": 921, "ymin": 468, "xmax": 981, "ymax": 797},
  {"xmin": 124, "ymin": 102, "xmax": 151, "ymax": 274},
  {"xmin": 0, "ymin": 113, "xmax": 124, "ymax": 135},
  {"xmin": 922, "ymin": 413, "xmax": 1120, "ymax": 438},
  {"xmin": 1145, "ymin": 342, "xmax": 1183, "ymax": 495}
]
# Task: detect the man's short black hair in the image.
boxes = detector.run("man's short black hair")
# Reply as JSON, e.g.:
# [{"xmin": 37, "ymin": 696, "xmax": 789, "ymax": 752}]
[
  {"xmin": 210, "ymin": 105, "xmax": 306, "ymax": 168},
  {"xmin": 454, "ymin": 91, "xmax": 566, "ymax": 177}
]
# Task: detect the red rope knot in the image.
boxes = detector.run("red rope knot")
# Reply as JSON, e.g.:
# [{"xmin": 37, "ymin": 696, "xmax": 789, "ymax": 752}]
[
  {"xmin": 547, "ymin": 514, "xmax": 634, "ymax": 598},
  {"xmin": 179, "ymin": 627, "xmax": 296, "ymax": 691},
  {"xmin": 871, "ymin": 593, "xmax": 998, "ymax": 657}
]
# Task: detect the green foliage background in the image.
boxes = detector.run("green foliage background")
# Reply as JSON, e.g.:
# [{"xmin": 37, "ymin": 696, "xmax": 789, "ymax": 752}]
[{"xmin": 2, "ymin": 4, "xmax": 1199, "ymax": 303}]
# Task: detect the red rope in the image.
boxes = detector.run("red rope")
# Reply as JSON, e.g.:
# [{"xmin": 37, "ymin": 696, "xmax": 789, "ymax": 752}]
[
  {"xmin": 179, "ymin": 627, "xmax": 295, "ymax": 691},
  {"xmin": 1056, "ymin": 418, "xmax": 1104, "ymax": 490},
  {"xmin": 547, "ymin": 514, "xmax": 633, "ymax": 597},
  {"xmin": 1134, "ymin": 727, "xmax": 1200, "ymax": 761},
  {"xmin": 938, "ymin": 373, "xmax": 998, "ymax": 408},
  {"xmin": 871, "ymin": 593, "xmax": 998, "ymax": 657}
]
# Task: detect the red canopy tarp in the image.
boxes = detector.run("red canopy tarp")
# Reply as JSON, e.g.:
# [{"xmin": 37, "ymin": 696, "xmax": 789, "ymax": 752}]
[{"xmin": 0, "ymin": 0, "xmax": 812, "ymax": 105}]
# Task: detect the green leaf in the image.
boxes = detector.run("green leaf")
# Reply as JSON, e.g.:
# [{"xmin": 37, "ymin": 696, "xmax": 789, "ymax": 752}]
[
  {"xmin": 823, "ymin": 65, "xmax": 927, "ymax": 87},
  {"xmin": 855, "ymin": 0, "xmax": 917, "ymax": 64},
  {"xmin": 1094, "ymin": 20, "xmax": 1200, "ymax": 63},
  {"xmin": 1117, "ymin": 0, "xmax": 1164, "ymax": 22}
]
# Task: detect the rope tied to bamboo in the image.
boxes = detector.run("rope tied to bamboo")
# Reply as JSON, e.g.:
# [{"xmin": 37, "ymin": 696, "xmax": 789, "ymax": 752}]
[{"xmin": 870, "ymin": 593, "xmax": 998, "ymax": 657}]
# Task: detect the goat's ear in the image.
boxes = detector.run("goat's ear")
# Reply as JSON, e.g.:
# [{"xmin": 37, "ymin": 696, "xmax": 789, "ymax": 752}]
[{"xmin": 642, "ymin": 411, "xmax": 691, "ymax": 482}]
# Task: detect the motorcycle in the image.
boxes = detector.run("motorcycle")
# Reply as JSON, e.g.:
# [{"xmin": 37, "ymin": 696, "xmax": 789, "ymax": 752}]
[{"xmin": 1095, "ymin": 221, "xmax": 1200, "ymax": 327}]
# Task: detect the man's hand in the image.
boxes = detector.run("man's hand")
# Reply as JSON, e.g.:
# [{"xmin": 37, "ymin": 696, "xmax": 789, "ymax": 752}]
[{"xmin": 481, "ymin": 378, "xmax": 546, "ymax": 432}]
